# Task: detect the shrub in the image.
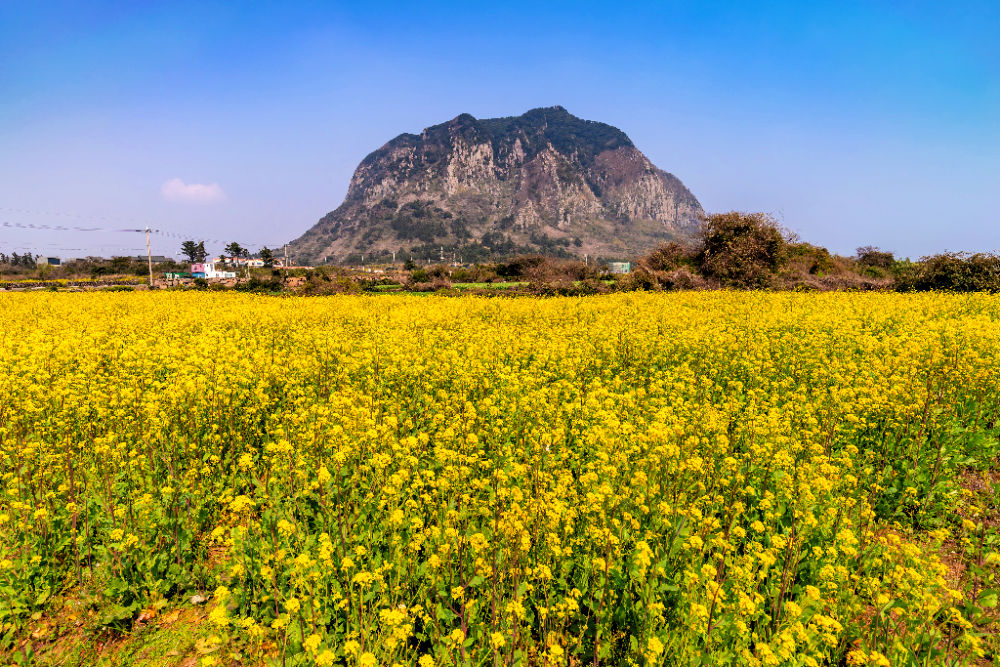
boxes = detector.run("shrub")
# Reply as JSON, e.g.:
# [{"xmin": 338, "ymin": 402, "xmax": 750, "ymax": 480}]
[
  {"xmin": 640, "ymin": 242, "xmax": 694, "ymax": 272},
  {"xmin": 614, "ymin": 268, "xmax": 659, "ymax": 292},
  {"xmin": 787, "ymin": 243, "xmax": 835, "ymax": 275},
  {"xmin": 425, "ymin": 264, "xmax": 451, "ymax": 280},
  {"xmin": 856, "ymin": 246, "xmax": 896, "ymax": 270},
  {"xmin": 299, "ymin": 277, "xmax": 359, "ymax": 295},
  {"xmin": 527, "ymin": 278, "xmax": 609, "ymax": 296},
  {"xmin": 896, "ymin": 253, "xmax": 1000, "ymax": 292},
  {"xmin": 497, "ymin": 255, "xmax": 549, "ymax": 279},
  {"xmin": 695, "ymin": 212, "xmax": 790, "ymax": 288},
  {"xmin": 654, "ymin": 267, "xmax": 709, "ymax": 291}
]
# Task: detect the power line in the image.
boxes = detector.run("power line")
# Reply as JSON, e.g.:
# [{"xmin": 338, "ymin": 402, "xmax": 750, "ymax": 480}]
[
  {"xmin": 0, "ymin": 220, "xmax": 285, "ymax": 249},
  {"xmin": 0, "ymin": 206, "xmax": 287, "ymax": 247}
]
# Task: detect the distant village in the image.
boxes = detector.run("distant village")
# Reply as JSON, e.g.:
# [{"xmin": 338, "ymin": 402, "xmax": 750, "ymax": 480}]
[
  {"xmin": 164, "ymin": 255, "xmax": 294, "ymax": 280},
  {"xmin": 28, "ymin": 254, "xmax": 292, "ymax": 270},
  {"xmin": 2, "ymin": 240, "xmax": 637, "ymax": 294}
]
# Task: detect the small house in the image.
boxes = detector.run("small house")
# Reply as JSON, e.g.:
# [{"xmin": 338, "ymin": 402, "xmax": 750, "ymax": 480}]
[{"xmin": 190, "ymin": 263, "xmax": 235, "ymax": 280}]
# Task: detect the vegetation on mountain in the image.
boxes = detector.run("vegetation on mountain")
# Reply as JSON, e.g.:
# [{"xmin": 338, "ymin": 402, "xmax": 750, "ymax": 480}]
[{"xmin": 288, "ymin": 107, "xmax": 704, "ymax": 264}]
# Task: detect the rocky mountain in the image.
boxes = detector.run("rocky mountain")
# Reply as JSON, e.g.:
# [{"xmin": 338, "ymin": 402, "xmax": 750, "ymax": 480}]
[{"xmin": 288, "ymin": 106, "xmax": 704, "ymax": 264}]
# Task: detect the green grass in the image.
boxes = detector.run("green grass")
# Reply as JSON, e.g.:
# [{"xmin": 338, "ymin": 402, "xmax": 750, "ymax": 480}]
[{"xmin": 13, "ymin": 601, "xmax": 209, "ymax": 667}]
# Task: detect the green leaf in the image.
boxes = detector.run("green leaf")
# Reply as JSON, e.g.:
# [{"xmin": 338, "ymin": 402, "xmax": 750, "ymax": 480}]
[{"xmin": 978, "ymin": 590, "xmax": 998, "ymax": 609}]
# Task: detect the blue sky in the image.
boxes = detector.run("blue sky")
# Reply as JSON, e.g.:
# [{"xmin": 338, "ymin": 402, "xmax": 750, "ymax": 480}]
[{"xmin": 1, "ymin": 0, "xmax": 997, "ymax": 259}]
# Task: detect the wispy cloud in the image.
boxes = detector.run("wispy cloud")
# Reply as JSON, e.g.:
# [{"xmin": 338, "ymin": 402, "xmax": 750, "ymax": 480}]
[{"xmin": 161, "ymin": 178, "xmax": 226, "ymax": 203}]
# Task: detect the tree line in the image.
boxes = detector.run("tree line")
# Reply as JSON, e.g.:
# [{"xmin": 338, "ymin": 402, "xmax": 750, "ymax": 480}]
[
  {"xmin": 0, "ymin": 253, "xmax": 37, "ymax": 267},
  {"xmin": 178, "ymin": 240, "xmax": 276, "ymax": 267},
  {"xmin": 623, "ymin": 211, "xmax": 1000, "ymax": 292}
]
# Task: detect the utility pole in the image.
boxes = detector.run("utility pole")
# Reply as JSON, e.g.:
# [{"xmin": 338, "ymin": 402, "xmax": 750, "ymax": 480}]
[
  {"xmin": 145, "ymin": 226, "xmax": 153, "ymax": 287},
  {"xmin": 284, "ymin": 244, "xmax": 288, "ymax": 268}
]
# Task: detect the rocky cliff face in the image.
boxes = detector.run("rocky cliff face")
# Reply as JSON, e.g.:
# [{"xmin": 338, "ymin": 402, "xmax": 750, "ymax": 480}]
[{"xmin": 288, "ymin": 106, "xmax": 704, "ymax": 263}]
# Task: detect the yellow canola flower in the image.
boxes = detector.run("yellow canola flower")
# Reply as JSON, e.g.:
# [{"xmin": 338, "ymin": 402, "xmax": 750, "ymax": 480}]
[{"xmin": 2, "ymin": 291, "xmax": 999, "ymax": 666}]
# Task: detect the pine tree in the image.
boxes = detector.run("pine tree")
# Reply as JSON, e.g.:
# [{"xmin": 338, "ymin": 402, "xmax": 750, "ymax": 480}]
[
  {"xmin": 260, "ymin": 247, "xmax": 275, "ymax": 268},
  {"xmin": 224, "ymin": 242, "xmax": 246, "ymax": 264},
  {"xmin": 180, "ymin": 240, "xmax": 200, "ymax": 262}
]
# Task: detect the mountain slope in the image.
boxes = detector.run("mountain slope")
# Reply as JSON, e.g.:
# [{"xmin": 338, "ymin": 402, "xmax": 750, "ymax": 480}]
[{"xmin": 289, "ymin": 106, "xmax": 704, "ymax": 264}]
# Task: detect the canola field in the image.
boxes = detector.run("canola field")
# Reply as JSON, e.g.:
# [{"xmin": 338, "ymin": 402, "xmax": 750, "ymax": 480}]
[{"xmin": 2, "ymin": 292, "xmax": 1000, "ymax": 666}]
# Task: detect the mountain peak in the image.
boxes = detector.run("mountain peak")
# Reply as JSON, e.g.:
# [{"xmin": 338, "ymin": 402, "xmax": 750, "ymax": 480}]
[
  {"xmin": 450, "ymin": 112, "xmax": 478, "ymax": 125},
  {"xmin": 288, "ymin": 107, "xmax": 703, "ymax": 264},
  {"xmin": 523, "ymin": 104, "xmax": 569, "ymax": 115}
]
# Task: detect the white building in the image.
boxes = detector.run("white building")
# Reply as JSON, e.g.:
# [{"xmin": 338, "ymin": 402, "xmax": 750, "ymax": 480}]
[
  {"xmin": 212, "ymin": 256, "xmax": 265, "ymax": 268},
  {"xmin": 190, "ymin": 262, "xmax": 236, "ymax": 279}
]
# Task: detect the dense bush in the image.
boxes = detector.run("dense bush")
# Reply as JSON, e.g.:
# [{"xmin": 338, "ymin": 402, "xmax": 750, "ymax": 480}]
[
  {"xmin": 406, "ymin": 276, "xmax": 453, "ymax": 292},
  {"xmin": 654, "ymin": 267, "xmax": 709, "ymax": 291},
  {"xmin": 496, "ymin": 255, "xmax": 550, "ymax": 279},
  {"xmin": 298, "ymin": 268, "xmax": 361, "ymax": 295},
  {"xmin": 450, "ymin": 265, "xmax": 500, "ymax": 283},
  {"xmin": 896, "ymin": 253, "xmax": 1000, "ymax": 292},
  {"xmin": 787, "ymin": 242, "xmax": 835, "ymax": 275},
  {"xmin": 233, "ymin": 276, "xmax": 284, "ymax": 293},
  {"xmin": 624, "ymin": 212, "xmax": 792, "ymax": 291},
  {"xmin": 527, "ymin": 277, "xmax": 609, "ymax": 296},
  {"xmin": 856, "ymin": 246, "xmax": 896, "ymax": 270},
  {"xmin": 696, "ymin": 211, "xmax": 790, "ymax": 287},
  {"xmin": 614, "ymin": 268, "xmax": 660, "ymax": 291},
  {"xmin": 638, "ymin": 241, "xmax": 694, "ymax": 273}
]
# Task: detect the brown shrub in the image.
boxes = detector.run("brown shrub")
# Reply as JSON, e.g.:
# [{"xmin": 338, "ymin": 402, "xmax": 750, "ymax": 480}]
[
  {"xmin": 696, "ymin": 211, "xmax": 790, "ymax": 288},
  {"xmin": 614, "ymin": 269, "xmax": 660, "ymax": 292},
  {"xmin": 653, "ymin": 267, "xmax": 711, "ymax": 291},
  {"xmin": 527, "ymin": 278, "xmax": 610, "ymax": 296},
  {"xmin": 298, "ymin": 275, "xmax": 360, "ymax": 295},
  {"xmin": 856, "ymin": 246, "xmax": 896, "ymax": 270},
  {"xmin": 786, "ymin": 243, "xmax": 835, "ymax": 275},
  {"xmin": 640, "ymin": 242, "xmax": 695, "ymax": 272},
  {"xmin": 775, "ymin": 272, "xmax": 892, "ymax": 292},
  {"xmin": 896, "ymin": 253, "xmax": 1000, "ymax": 292},
  {"xmin": 406, "ymin": 277, "xmax": 453, "ymax": 292}
]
